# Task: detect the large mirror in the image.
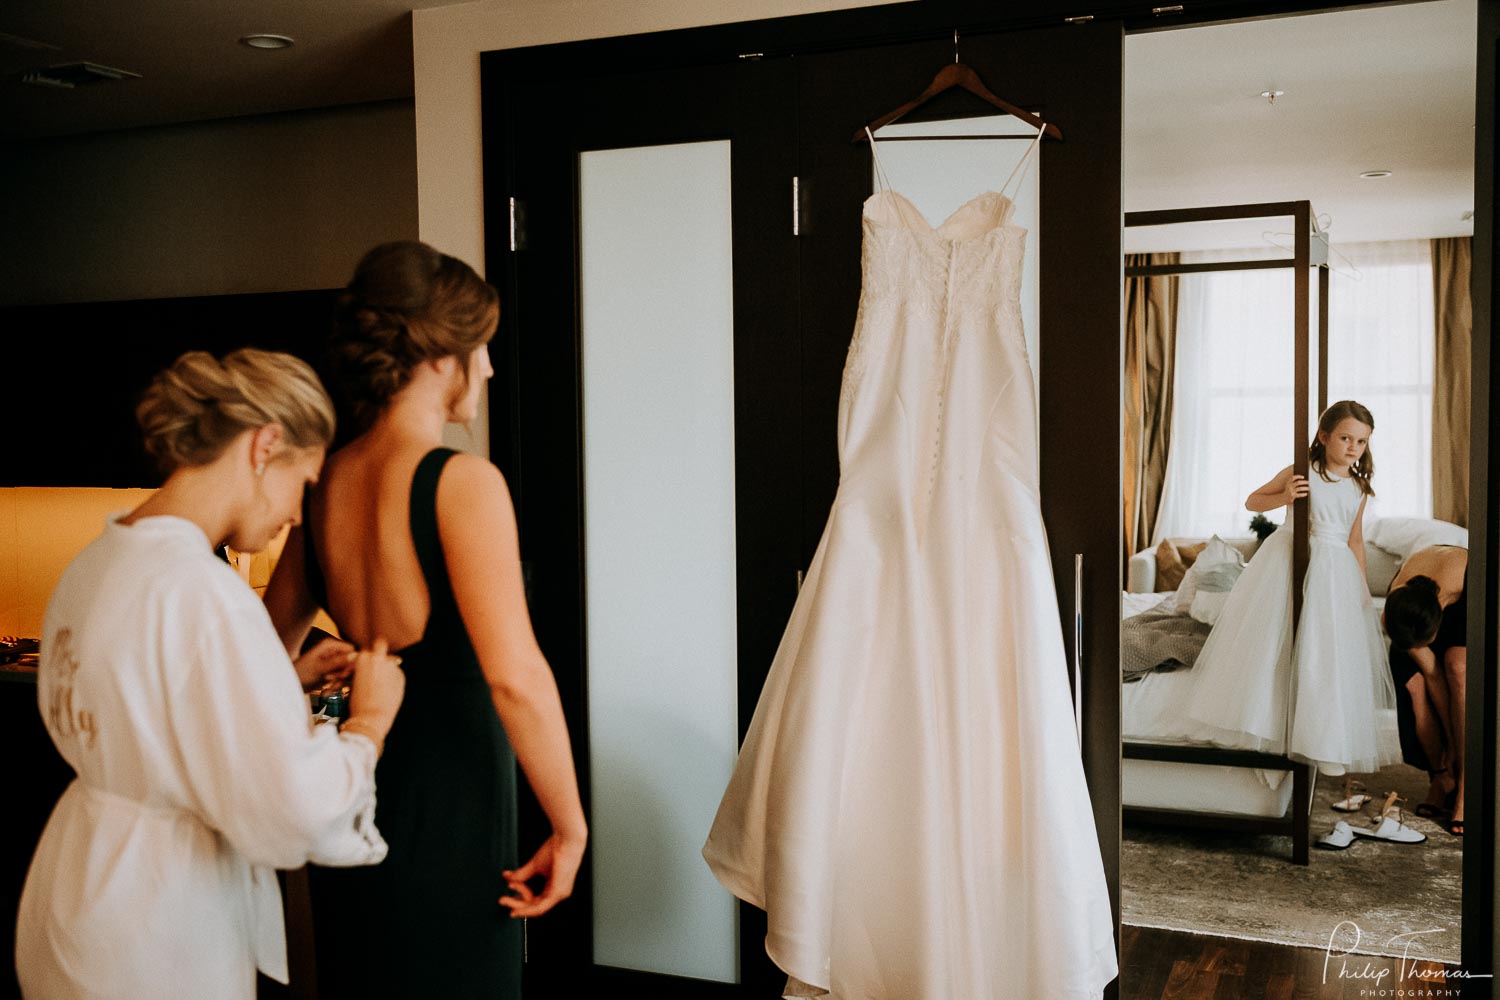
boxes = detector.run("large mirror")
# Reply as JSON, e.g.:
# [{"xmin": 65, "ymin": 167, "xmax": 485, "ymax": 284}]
[{"xmin": 1116, "ymin": 0, "xmax": 1473, "ymax": 978}]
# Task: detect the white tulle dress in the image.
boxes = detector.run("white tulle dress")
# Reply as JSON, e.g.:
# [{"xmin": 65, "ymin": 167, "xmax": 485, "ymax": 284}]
[
  {"xmin": 1181, "ymin": 471, "xmax": 1402, "ymax": 774},
  {"xmin": 701, "ymin": 128, "xmax": 1117, "ymax": 999}
]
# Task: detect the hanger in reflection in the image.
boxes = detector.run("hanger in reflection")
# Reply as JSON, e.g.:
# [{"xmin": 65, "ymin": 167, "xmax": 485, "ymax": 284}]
[
  {"xmin": 1260, "ymin": 223, "xmax": 1363, "ymax": 281},
  {"xmin": 851, "ymin": 29, "xmax": 1063, "ymax": 144}
]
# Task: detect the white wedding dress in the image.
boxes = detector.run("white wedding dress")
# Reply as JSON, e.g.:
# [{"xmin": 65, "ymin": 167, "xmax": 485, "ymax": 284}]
[
  {"xmin": 1181, "ymin": 471, "xmax": 1402, "ymax": 774},
  {"xmin": 702, "ymin": 128, "xmax": 1117, "ymax": 1000}
]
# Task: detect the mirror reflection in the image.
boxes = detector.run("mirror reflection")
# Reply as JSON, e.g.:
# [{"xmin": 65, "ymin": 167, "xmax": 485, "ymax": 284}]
[{"xmin": 1118, "ymin": 0, "xmax": 1473, "ymax": 969}]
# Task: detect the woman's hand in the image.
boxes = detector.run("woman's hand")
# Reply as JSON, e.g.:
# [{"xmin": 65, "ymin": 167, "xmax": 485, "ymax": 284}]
[
  {"xmin": 346, "ymin": 638, "xmax": 405, "ymax": 736},
  {"xmin": 294, "ymin": 636, "xmax": 356, "ymax": 689},
  {"xmin": 500, "ymin": 826, "xmax": 588, "ymax": 919}
]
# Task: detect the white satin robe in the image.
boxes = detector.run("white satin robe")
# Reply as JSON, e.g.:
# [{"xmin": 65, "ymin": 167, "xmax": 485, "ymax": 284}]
[{"xmin": 16, "ymin": 514, "xmax": 386, "ymax": 999}]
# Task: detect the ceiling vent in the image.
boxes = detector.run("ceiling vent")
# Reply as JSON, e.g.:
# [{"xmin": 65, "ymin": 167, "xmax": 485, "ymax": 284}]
[{"xmin": 20, "ymin": 61, "xmax": 141, "ymax": 90}]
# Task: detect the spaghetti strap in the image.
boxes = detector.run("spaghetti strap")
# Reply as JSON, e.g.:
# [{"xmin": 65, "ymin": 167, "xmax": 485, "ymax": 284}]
[
  {"xmin": 999, "ymin": 120, "xmax": 1046, "ymax": 200},
  {"xmin": 865, "ymin": 126, "xmax": 923, "ymax": 229},
  {"xmin": 865, "ymin": 126, "xmax": 892, "ymax": 195}
]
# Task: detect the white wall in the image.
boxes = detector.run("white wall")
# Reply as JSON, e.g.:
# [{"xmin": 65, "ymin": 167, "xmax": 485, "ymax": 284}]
[
  {"xmin": 1, "ymin": 99, "xmax": 419, "ymax": 305},
  {"xmin": 410, "ymin": 0, "xmax": 899, "ymax": 276}
]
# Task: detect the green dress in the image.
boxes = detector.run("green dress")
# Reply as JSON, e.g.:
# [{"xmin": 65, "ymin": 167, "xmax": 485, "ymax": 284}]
[{"xmin": 305, "ymin": 448, "xmax": 521, "ymax": 999}]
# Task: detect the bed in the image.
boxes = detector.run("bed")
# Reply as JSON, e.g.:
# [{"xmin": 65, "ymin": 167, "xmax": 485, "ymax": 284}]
[{"xmin": 1118, "ymin": 524, "xmax": 1440, "ymax": 864}]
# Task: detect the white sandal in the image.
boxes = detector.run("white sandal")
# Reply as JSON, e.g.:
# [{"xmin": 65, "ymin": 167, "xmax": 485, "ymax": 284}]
[
  {"xmin": 1331, "ymin": 775, "xmax": 1372, "ymax": 813},
  {"xmin": 1351, "ymin": 815, "xmax": 1427, "ymax": 844},
  {"xmin": 1350, "ymin": 792, "xmax": 1427, "ymax": 845},
  {"xmin": 1316, "ymin": 820, "xmax": 1357, "ymax": 850}
]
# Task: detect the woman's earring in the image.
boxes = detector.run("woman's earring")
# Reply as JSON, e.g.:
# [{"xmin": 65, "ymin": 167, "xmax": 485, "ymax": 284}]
[{"xmin": 254, "ymin": 462, "xmax": 266, "ymax": 478}]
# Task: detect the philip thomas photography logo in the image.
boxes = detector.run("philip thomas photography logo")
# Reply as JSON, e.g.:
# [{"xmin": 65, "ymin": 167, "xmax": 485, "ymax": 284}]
[{"xmin": 1324, "ymin": 920, "xmax": 1490, "ymax": 998}]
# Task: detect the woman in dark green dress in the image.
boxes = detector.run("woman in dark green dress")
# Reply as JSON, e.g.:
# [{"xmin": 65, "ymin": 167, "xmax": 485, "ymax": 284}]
[{"xmin": 267, "ymin": 242, "xmax": 587, "ymax": 997}]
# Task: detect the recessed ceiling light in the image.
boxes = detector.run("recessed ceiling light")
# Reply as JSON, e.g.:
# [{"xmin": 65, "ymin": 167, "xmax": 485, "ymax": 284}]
[
  {"xmin": 239, "ymin": 34, "xmax": 294, "ymax": 50},
  {"xmin": 1260, "ymin": 89, "xmax": 1285, "ymax": 104},
  {"xmin": 1359, "ymin": 170, "xmax": 1393, "ymax": 179}
]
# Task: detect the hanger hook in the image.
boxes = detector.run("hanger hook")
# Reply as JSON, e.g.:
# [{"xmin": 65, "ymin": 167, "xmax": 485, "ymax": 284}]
[{"xmin": 953, "ymin": 28, "xmax": 959, "ymax": 64}]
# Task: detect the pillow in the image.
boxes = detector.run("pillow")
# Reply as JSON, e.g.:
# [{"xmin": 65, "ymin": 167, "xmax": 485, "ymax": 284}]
[
  {"xmin": 1154, "ymin": 539, "xmax": 1208, "ymax": 592},
  {"xmin": 1367, "ymin": 517, "xmax": 1468, "ymax": 560},
  {"xmin": 1175, "ymin": 535, "xmax": 1246, "ymax": 615},
  {"xmin": 1189, "ymin": 589, "xmax": 1232, "ymax": 626},
  {"xmin": 1364, "ymin": 542, "xmax": 1402, "ymax": 597}
]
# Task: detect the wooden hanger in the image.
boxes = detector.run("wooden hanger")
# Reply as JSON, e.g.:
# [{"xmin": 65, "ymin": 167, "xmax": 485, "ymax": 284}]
[{"xmin": 852, "ymin": 31, "xmax": 1063, "ymax": 144}]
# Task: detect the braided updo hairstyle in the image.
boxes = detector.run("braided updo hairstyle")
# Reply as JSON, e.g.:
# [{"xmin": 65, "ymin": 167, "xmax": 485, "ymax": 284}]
[
  {"xmin": 136, "ymin": 348, "xmax": 336, "ymax": 474},
  {"xmin": 1384, "ymin": 575, "xmax": 1444, "ymax": 650},
  {"xmin": 329, "ymin": 241, "xmax": 499, "ymax": 429}
]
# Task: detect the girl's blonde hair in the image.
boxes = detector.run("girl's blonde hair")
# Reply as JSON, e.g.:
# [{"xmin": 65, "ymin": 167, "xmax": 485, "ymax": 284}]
[
  {"xmin": 1309, "ymin": 399, "xmax": 1376, "ymax": 497},
  {"xmin": 136, "ymin": 348, "xmax": 335, "ymax": 473}
]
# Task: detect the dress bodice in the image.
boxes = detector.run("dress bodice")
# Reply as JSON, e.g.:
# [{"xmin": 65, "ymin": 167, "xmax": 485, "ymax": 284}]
[
  {"xmin": 837, "ymin": 187, "xmax": 1037, "ymax": 537},
  {"xmin": 1308, "ymin": 470, "xmax": 1364, "ymax": 543}
]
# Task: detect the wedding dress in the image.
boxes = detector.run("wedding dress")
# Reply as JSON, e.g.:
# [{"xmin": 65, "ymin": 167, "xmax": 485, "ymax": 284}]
[{"xmin": 703, "ymin": 125, "xmax": 1117, "ymax": 999}]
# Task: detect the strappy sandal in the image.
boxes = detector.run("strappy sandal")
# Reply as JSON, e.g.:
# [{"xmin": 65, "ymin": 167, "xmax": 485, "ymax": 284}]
[
  {"xmin": 1351, "ymin": 792, "xmax": 1427, "ymax": 845},
  {"xmin": 1447, "ymin": 818, "xmax": 1464, "ymax": 837},
  {"xmin": 1332, "ymin": 775, "xmax": 1372, "ymax": 813},
  {"xmin": 1415, "ymin": 768, "xmax": 1454, "ymax": 819}
]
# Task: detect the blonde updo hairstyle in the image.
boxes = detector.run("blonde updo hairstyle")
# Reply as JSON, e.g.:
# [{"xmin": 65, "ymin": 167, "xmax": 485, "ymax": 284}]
[
  {"xmin": 137, "ymin": 348, "xmax": 336, "ymax": 474},
  {"xmin": 329, "ymin": 241, "xmax": 499, "ymax": 428}
]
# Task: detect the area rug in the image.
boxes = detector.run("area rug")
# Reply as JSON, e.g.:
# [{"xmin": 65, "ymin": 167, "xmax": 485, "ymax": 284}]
[{"xmin": 1121, "ymin": 762, "xmax": 1462, "ymax": 963}]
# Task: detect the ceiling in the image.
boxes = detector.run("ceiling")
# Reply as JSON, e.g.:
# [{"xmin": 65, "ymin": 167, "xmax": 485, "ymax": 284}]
[
  {"xmin": 1123, "ymin": 0, "xmax": 1476, "ymax": 251},
  {"xmin": 1, "ymin": 1, "xmax": 1478, "ymax": 249},
  {"xmin": 0, "ymin": 0, "xmax": 473, "ymax": 139}
]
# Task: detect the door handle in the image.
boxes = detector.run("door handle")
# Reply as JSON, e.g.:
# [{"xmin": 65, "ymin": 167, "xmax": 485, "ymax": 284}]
[{"xmin": 1073, "ymin": 552, "xmax": 1084, "ymax": 750}]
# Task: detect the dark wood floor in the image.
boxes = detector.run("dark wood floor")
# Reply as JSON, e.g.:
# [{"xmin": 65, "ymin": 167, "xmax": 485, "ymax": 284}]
[
  {"xmin": 254, "ymin": 920, "xmax": 1461, "ymax": 1000},
  {"xmin": 1122, "ymin": 924, "xmax": 1458, "ymax": 1000}
]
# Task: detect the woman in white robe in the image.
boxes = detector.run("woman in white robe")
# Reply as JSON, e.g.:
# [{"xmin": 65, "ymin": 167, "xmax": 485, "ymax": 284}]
[{"xmin": 15, "ymin": 349, "xmax": 406, "ymax": 1000}]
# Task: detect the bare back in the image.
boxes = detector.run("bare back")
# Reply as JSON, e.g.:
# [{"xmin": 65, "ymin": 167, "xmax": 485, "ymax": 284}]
[
  {"xmin": 1391, "ymin": 544, "xmax": 1469, "ymax": 606},
  {"xmin": 309, "ymin": 437, "xmax": 440, "ymax": 651}
]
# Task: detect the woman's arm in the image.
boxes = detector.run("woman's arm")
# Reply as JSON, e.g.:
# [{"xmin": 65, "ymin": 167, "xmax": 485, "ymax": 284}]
[
  {"xmin": 1348, "ymin": 494, "xmax": 1369, "ymax": 580},
  {"xmin": 1404, "ymin": 673, "xmax": 1449, "ymax": 773},
  {"xmin": 265, "ymin": 526, "xmax": 320, "ymax": 664},
  {"xmin": 1407, "ymin": 645, "xmax": 1453, "ymax": 738},
  {"xmin": 438, "ymin": 455, "xmax": 587, "ymax": 916},
  {"xmin": 1245, "ymin": 465, "xmax": 1308, "ymax": 512},
  {"xmin": 171, "ymin": 585, "xmax": 402, "ymax": 869}
]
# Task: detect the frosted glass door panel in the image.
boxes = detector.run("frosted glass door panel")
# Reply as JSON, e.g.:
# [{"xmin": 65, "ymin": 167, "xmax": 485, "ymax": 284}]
[
  {"xmin": 873, "ymin": 116, "xmax": 1042, "ymax": 399},
  {"xmin": 578, "ymin": 140, "xmax": 739, "ymax": 984}
]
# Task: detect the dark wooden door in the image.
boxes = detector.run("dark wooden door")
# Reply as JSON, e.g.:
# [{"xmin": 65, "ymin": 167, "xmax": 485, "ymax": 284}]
[
  {"xmin": 488, "ymin": 20, "xmax": 1123, "ymax": 997},
  {"xmin": 493, "ymin": 56, "xmax": 802, "ymax": 997}
]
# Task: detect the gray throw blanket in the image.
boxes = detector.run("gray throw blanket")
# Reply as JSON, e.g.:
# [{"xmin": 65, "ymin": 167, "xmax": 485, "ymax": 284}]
[{"xmin": 1122, "ymin": 598, "xmax": 1212, "ymax": 683}]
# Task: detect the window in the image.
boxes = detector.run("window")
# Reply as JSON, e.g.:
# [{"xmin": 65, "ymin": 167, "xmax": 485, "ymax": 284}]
[{"xmin": 1155, "ymin": 240, "xmax": 1434, "ymax": 541}]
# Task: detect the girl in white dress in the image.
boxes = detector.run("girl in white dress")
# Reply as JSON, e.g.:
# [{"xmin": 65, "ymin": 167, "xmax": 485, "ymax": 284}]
[
  {"xmin": 1181, "ymin": 400, "xmax": 1401, "ymax": 775},
  {"xmin": 16, "ymin": 349, "xmax": 406, "ymax": 1000}
]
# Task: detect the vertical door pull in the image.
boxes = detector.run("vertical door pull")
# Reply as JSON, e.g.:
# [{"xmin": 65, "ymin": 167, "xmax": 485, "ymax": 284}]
[
  {"xmin": 509, "ymin": 196, "xmax": 518, "ymax": 252},
  {"xmin": 792, "ymin": 176, "xmax": 801, "ymax": 236},
  {"xmin": 1073, "ymin": 553, "xmax": 1084, "ymax": 749}
]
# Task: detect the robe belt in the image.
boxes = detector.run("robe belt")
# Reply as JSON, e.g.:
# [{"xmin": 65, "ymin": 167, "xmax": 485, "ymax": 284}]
[{"xmin": 70, "ymin": 781, "xmax": 289, "ymax": 984}]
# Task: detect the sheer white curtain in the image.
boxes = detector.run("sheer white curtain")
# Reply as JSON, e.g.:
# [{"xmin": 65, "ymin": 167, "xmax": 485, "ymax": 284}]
[
  {"xmin": 1153, "ymin": 240, "xmax": 1435, "ymax": 545},
  {"xmin": 1327, "ymin": 240, "xmax": 1435, "ymax": 520},
  {"xmin": 1155, "ymin": 249, "xmax": 1295, "ymax": 541}
]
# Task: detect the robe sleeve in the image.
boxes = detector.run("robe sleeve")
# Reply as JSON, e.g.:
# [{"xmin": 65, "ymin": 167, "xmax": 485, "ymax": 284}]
[{"xmin": 167, "ymin": 578, "xmax": 388, "ymax": 869}]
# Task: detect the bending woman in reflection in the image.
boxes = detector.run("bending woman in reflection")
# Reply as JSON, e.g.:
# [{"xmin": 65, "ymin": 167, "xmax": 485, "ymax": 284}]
[
  {"xmin": 1384, "ymin": 544, "xmax": 1469, "ymax": 835},
  {"xmin": 267, "ymin": 242, "xmax": 586, "ymax": 998},
  {"xmin": 18, "ymin": 349, "xmax": 404, "ymax": 999}
]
